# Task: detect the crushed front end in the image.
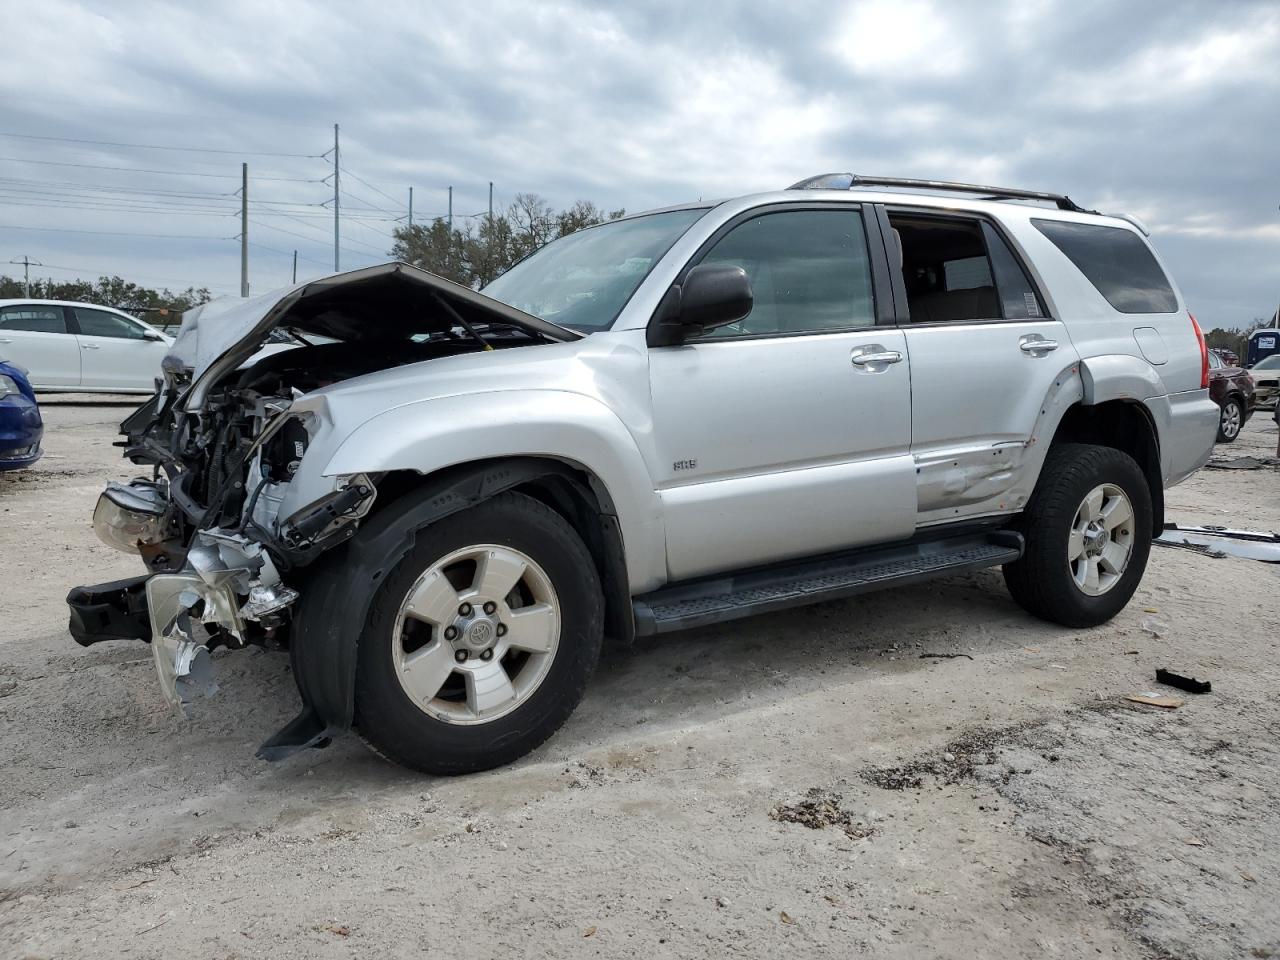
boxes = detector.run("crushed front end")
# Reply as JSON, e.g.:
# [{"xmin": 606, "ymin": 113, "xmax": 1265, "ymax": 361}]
[{"xmin": 65, "ymin": 262, "xmax": 573, "ymax": 754}]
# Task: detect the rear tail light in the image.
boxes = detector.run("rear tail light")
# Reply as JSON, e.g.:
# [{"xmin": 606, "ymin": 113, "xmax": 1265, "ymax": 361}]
[{"xmin": 1190, "ymin": 314, "xmax": 1208, "ymax": 389}]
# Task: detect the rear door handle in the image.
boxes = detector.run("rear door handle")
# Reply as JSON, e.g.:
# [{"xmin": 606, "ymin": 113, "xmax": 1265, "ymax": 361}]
[
  {"xmin": 1019, "ymin": 336, "xmax": 1058, "ymax": 355},
  {"xmin": 81, "ymin": 343, "xmax": 100, "ymax": 350},
  {"xmin": 0, "ymin": 338, "xmax": 11, "ymax": 344},
  {"xmin": 852, "ymin": 350, "xmax": 903, "ymax": 366}
]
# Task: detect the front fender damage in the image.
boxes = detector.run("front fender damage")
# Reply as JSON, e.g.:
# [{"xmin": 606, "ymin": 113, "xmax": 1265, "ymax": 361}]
[{"xmin": 259, "ymin": 457, "xmax": 624, "ymax": 761}]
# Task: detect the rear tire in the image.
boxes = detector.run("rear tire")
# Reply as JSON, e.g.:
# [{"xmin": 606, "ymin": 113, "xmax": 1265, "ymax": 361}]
[
  {"xmin": 354, "ymin": 492, "xmax": 603, "ymax": 775},
  {"xmin": 1003, "ymin": 443, "xmax": 1152, "ymax": 628}
]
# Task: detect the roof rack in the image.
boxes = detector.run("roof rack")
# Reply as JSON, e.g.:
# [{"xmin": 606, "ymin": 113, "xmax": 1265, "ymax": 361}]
[{"xmin": 787, "ymin": 173, "xmax": 1092, "ymax": 213}]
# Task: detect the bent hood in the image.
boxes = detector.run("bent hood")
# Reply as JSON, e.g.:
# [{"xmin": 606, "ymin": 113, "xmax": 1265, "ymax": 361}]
[{"xmin": 166, "ymin": 261, "xmax": 579, "ymax": 379}]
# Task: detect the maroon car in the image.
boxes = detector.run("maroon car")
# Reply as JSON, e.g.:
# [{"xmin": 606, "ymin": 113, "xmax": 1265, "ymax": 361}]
[{"xmin": 1208, "ymin": 350, "xmax": 1254, "ymax": 442}]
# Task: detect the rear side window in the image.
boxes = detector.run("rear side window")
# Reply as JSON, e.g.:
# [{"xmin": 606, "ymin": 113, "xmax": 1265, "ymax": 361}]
[
  {"xmin": 1033, "ymin": 219, "xmax": 1178, "ymax": 314},
  {"xmin": 0, "ymin": 305, "xmax": 67, "ymax": 334}
]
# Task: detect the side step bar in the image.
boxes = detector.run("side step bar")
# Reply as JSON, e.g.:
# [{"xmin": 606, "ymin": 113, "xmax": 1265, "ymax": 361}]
[{"xmin": 632, "ymin": 531, "xmax": 1023, "ymax": 636}]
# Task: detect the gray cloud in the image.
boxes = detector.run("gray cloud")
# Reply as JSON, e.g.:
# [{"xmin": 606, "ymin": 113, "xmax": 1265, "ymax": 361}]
[{"xmin": 0, "ymin": 0, "xmax": 1276, "ymax": 324}]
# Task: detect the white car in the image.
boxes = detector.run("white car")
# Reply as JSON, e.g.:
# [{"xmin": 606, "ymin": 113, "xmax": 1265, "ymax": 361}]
[{"xmin": 0, "ymin": 299, "xmax": 173, "ymax": 393}]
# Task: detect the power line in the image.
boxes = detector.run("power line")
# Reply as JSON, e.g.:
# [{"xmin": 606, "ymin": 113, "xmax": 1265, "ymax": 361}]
[
  {"xmin": 0, "ymin": 155, "xmax": 324, "ymax": 181},
  {"xmin": 339, "ymin": 165, "xmax": 404, "ymax": 207},
  {"xmin": 26, "ymin": 260, "xmax": 238, "ymax": 293},
  {"xmin": 0, "ymin": 224, "xmax": 231, "ymax": 240},
  {"xmin": 0, "ymin": 130, "xmax": 323, "ymax": 158}
]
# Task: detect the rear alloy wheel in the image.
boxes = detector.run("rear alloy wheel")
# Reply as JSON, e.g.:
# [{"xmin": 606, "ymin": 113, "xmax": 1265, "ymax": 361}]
[
  {"xmin": 1003, "ymin": 443, "xmax": 1152, "ymax": 627},
  {"xmin": 355, "ymin": 492, "xmax": 603, "ymax": 774},
  {"xmin": 1216, "ymin": 397, "xmax": 1242, "ymax": 442}
]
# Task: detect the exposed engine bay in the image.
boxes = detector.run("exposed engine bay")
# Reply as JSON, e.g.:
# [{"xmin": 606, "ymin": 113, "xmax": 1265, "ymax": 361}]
[{"xmin": 69, "ymin": 262, "xmax": 575, "ymax": 719}]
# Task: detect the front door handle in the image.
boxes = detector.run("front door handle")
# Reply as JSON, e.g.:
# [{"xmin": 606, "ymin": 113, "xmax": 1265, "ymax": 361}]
[
  {"xmin": 852, "ymin": 350, "xmax": 903, "ymax": 366},
  {"xmin": 0, "ymin": 338, "xmax": 11, "ymax": 344},
  {"xmin": 1019, "ymin": 336, "xmax": 1058, "ymax": 355},
  {"xmin": 81, "ymin": 343, "xmax": 100, "ymax": 350}
]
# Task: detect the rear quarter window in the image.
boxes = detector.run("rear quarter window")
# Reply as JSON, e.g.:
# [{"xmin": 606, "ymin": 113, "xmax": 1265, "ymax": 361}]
[{"xmin": 1032, "ymin": 219, "xmax": 1178, "ymax": 314}]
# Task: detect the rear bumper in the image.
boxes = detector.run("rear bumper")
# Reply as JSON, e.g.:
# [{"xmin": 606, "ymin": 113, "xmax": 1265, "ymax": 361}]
[{"xmin": 1156, "ymin": 389, "xmax": 1219, "ymax": 486}]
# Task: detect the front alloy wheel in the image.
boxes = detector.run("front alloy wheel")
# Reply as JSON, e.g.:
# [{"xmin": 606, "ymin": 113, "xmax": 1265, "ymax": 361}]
[{"xmin": 392, "ymin": 544, "xmax": 560, "ymax": 724}]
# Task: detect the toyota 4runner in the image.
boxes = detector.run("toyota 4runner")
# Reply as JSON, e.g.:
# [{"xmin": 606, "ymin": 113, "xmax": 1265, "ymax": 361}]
[{"xmin": 68, "ymin": 174, "xmax": 1219, "ymax": 774}]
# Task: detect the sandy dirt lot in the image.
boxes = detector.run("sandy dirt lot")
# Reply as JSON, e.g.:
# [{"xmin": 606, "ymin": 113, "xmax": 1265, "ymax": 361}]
[{"xmin": 2, "ymin": 398, "xmax": 1278, "ymax": 959}]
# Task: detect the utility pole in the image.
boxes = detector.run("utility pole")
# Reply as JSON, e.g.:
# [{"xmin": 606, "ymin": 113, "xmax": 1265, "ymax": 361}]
[
  {"xmin": 408, "ymin": 187, "xmax": 414, "ymax": 228},
  {"xmin": 448, "ymin": 186, "xmax": 453, "ymax": 229},
  {"xmin": 333, "ymin": 123, "xmax": 340, "ymax": 272},
  {"xmin": 8, "ymin": 256, "xmax": 42, "ymax": 297},
  {"xmin": 488, "ymin": 181, "xmax": 494, "ymax": 230},
  {"xmin": 292, "ymin": 250, "xmax": 298, "ymax": 284},
  {"xmin": 239, "ymin": 162, "xmax": 249, "ymax": 297}
]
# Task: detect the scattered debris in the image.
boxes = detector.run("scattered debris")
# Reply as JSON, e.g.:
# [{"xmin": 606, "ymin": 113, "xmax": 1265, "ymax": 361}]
[
  {"xmin": 716, "ymin": 896, "xmax": 730, "ymax": 908},
  {"xmin": 1156, "ymin": 668, "xmax": 1212, "ymax": 694},
  {"xmin": 583, "ymin": 926, "xmax": 597, "ymax": 938},
  {"xmin": 1156, "ymin": 524, "xmax": 1280, "ymax": 563},
  {"xmin": 1125, "ymin": 693, "xmax": 1184, "ymax": 709},
  {"xmin": 1206, "ymin": 455, "xmax": 1280, "ymax": 470},
  {"xmin": 1140, "ymin": 616, "xmax": 1170, "ymax": 638},
  {"xmin": 779, "ymin": 911, "xmax": 796, "ymax": 925},
  {"xmin": 769, "ymin": 789, "xmax": 874, "ymax": 839},
  {"xmin": 1184, "ymin": 838, "xmax": 1206, "ymax": 847},
  {"xmin": 325, "ymin": 924, "xmax": 351, "ymax": 937},
  {"xmin": 919, "ymin": 652, "xmax": 974, "ymax": 660}
]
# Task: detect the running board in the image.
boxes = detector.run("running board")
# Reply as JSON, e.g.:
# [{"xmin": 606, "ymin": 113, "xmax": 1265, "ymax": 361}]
[{"xmin": 632, "ymin": 531, "xmax": 1023, "ymax": 636}]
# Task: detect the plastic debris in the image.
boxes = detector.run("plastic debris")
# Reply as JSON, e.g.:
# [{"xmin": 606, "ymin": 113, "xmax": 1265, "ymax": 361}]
[
  {"xmin": 1156, "ymin": 668, "xmax": 1211, "ymax": 694},
  {"xmin": 1125, "ymin": 692, "xmax": 1184, "ymax": 709}
]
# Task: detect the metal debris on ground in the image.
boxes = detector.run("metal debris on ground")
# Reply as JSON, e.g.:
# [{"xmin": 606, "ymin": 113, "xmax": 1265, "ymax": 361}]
[
  {"xmin": 919, "ymin": 651, "xmax": 974, "ymax": 660},
  {"xmin": 769, "ymin": 788, "xmax": 874, "ymax": 839},
  {"xmin": 1156, "ymin": 524, "xmax": 1280, "ymax": 563},
  {"xmin": 1125, "ymin": 692, "xmax": 1184, "ymax": 709},
  {"xmin": 1156, "ymin": 668, "xmax": 1212, "ymax": 694}
]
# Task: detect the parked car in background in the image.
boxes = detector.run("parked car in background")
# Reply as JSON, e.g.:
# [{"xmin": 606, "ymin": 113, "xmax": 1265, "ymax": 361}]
[
  {"xmin": 1208, "ymin": 350, "xmax": 1254, "ymax": 442},
  {"xmin": 1214, "ymin": 347, "xmax": 1239, "ymax": 366},
  {"xmin": 1247, "ymin": 354, "xmax": 1280, "ymax": 409},
  {"xmin": 0, "ymin": 358, "xmax": 43, "ymax": 470},
  {"xmin": 0, "ymin": 300, "xmax": 173, "ymax": 393}
]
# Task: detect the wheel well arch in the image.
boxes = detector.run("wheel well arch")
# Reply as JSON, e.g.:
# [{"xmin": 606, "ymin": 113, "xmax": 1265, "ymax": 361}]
[
  {"xmin": 368, "ymin": 456, "xmax": 634, "ymax": 646},
  {"xmin": 1048, "ymin": 400, "xmax": 1163, "ymax": 534}
]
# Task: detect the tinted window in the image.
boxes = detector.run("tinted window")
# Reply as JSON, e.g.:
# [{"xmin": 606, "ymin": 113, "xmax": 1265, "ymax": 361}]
[
  {"xmin": 1033, "ymin": 219, "xmax": 1178, "ymax": 314},
  {"xmin": 74, "ymin": 307, "xmax": 147, "ymax": 339},
  {"xmin": 981, "ymin": 222, "xmax": 1044, "ymax": 320},
  {"xmin": 699, "ymin": 209, "xmax": 875, "ymax": 337},
  {"xmin": 0, "ymin": 305, "xmax": 67, "ymax": 334}
]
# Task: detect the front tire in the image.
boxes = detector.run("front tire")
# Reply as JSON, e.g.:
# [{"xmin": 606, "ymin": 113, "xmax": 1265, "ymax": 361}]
[
  {"xmin": 1003, "ymin": 443, "xmax": 1152, "ymax": 628},
  {"xmin": 354, "ymin": 491, "xmax": 603, "ymax": 775}
]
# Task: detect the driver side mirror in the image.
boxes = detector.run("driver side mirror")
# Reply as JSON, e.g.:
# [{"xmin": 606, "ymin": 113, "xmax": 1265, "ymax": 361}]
[
  {"xmin": 142, "ymin": 330, "xmax": 165, "ymax": 342},
  {"xmin": 647, "ymin": 263, "xmax": 753, "ymax": 347}
]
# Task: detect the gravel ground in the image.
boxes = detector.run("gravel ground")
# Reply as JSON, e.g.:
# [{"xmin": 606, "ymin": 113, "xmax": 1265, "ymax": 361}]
[{"xmin": 1, "ymin": 398, "xmax": 1277, "ymax": 959}]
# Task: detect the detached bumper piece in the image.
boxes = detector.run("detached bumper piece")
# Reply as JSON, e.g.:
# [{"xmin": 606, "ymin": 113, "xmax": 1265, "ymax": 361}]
[{"xmin": 67, "ymin": 576, "xmax": 152, "ymax": 648}]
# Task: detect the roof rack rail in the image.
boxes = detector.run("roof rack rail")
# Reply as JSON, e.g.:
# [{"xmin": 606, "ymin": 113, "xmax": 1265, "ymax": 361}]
[{"xmin": 787, "ymin": 173, "xmax": 1091, "ymax": 213}]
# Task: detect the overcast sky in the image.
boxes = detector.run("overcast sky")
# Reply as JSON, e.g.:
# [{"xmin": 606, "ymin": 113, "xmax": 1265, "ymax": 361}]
[{"xmin": 0, "ymin": 0, "xmax": 1277, "ymax": 327}]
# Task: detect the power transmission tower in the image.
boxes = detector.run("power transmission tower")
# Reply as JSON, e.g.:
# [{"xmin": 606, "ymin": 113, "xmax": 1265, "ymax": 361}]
[
  {"xmin": 239, "ymin": 162, "xmax": 249, "ymax": 297},
  {"xmin": 448, "ymin": 186, "xmax": 453, "ymax": 228},
  {"xmin": 8, "ymin": 255, "xmax": 42, "ymax": 297},
  {"xmin": 408, "ymin": 187, "xmax": 414, "ymax": 228},
  {"xmin": 292, "ymin": 250, "xmax": 297, "ymax": 284}
]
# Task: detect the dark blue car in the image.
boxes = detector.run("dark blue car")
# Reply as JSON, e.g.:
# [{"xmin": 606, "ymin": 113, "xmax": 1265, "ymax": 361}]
[{"xmin": 0, "ymin": 358, "xmax": 43, "ymax": 470}]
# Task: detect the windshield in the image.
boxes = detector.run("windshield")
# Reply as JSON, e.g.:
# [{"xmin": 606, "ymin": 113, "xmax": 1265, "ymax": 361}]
[
  {"xmin": 1252, "ymin": 355, "xmax": 1280, "ymax": 370},
  {"xmin": 482, "ymin": 208, "xmax": 708, "ymax": 332}
]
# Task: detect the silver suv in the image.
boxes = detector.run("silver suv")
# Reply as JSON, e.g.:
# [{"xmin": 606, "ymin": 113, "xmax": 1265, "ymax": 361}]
[{"xmin": 69, "ymin": 174, "xmax": 1219, "ymax": 774}]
